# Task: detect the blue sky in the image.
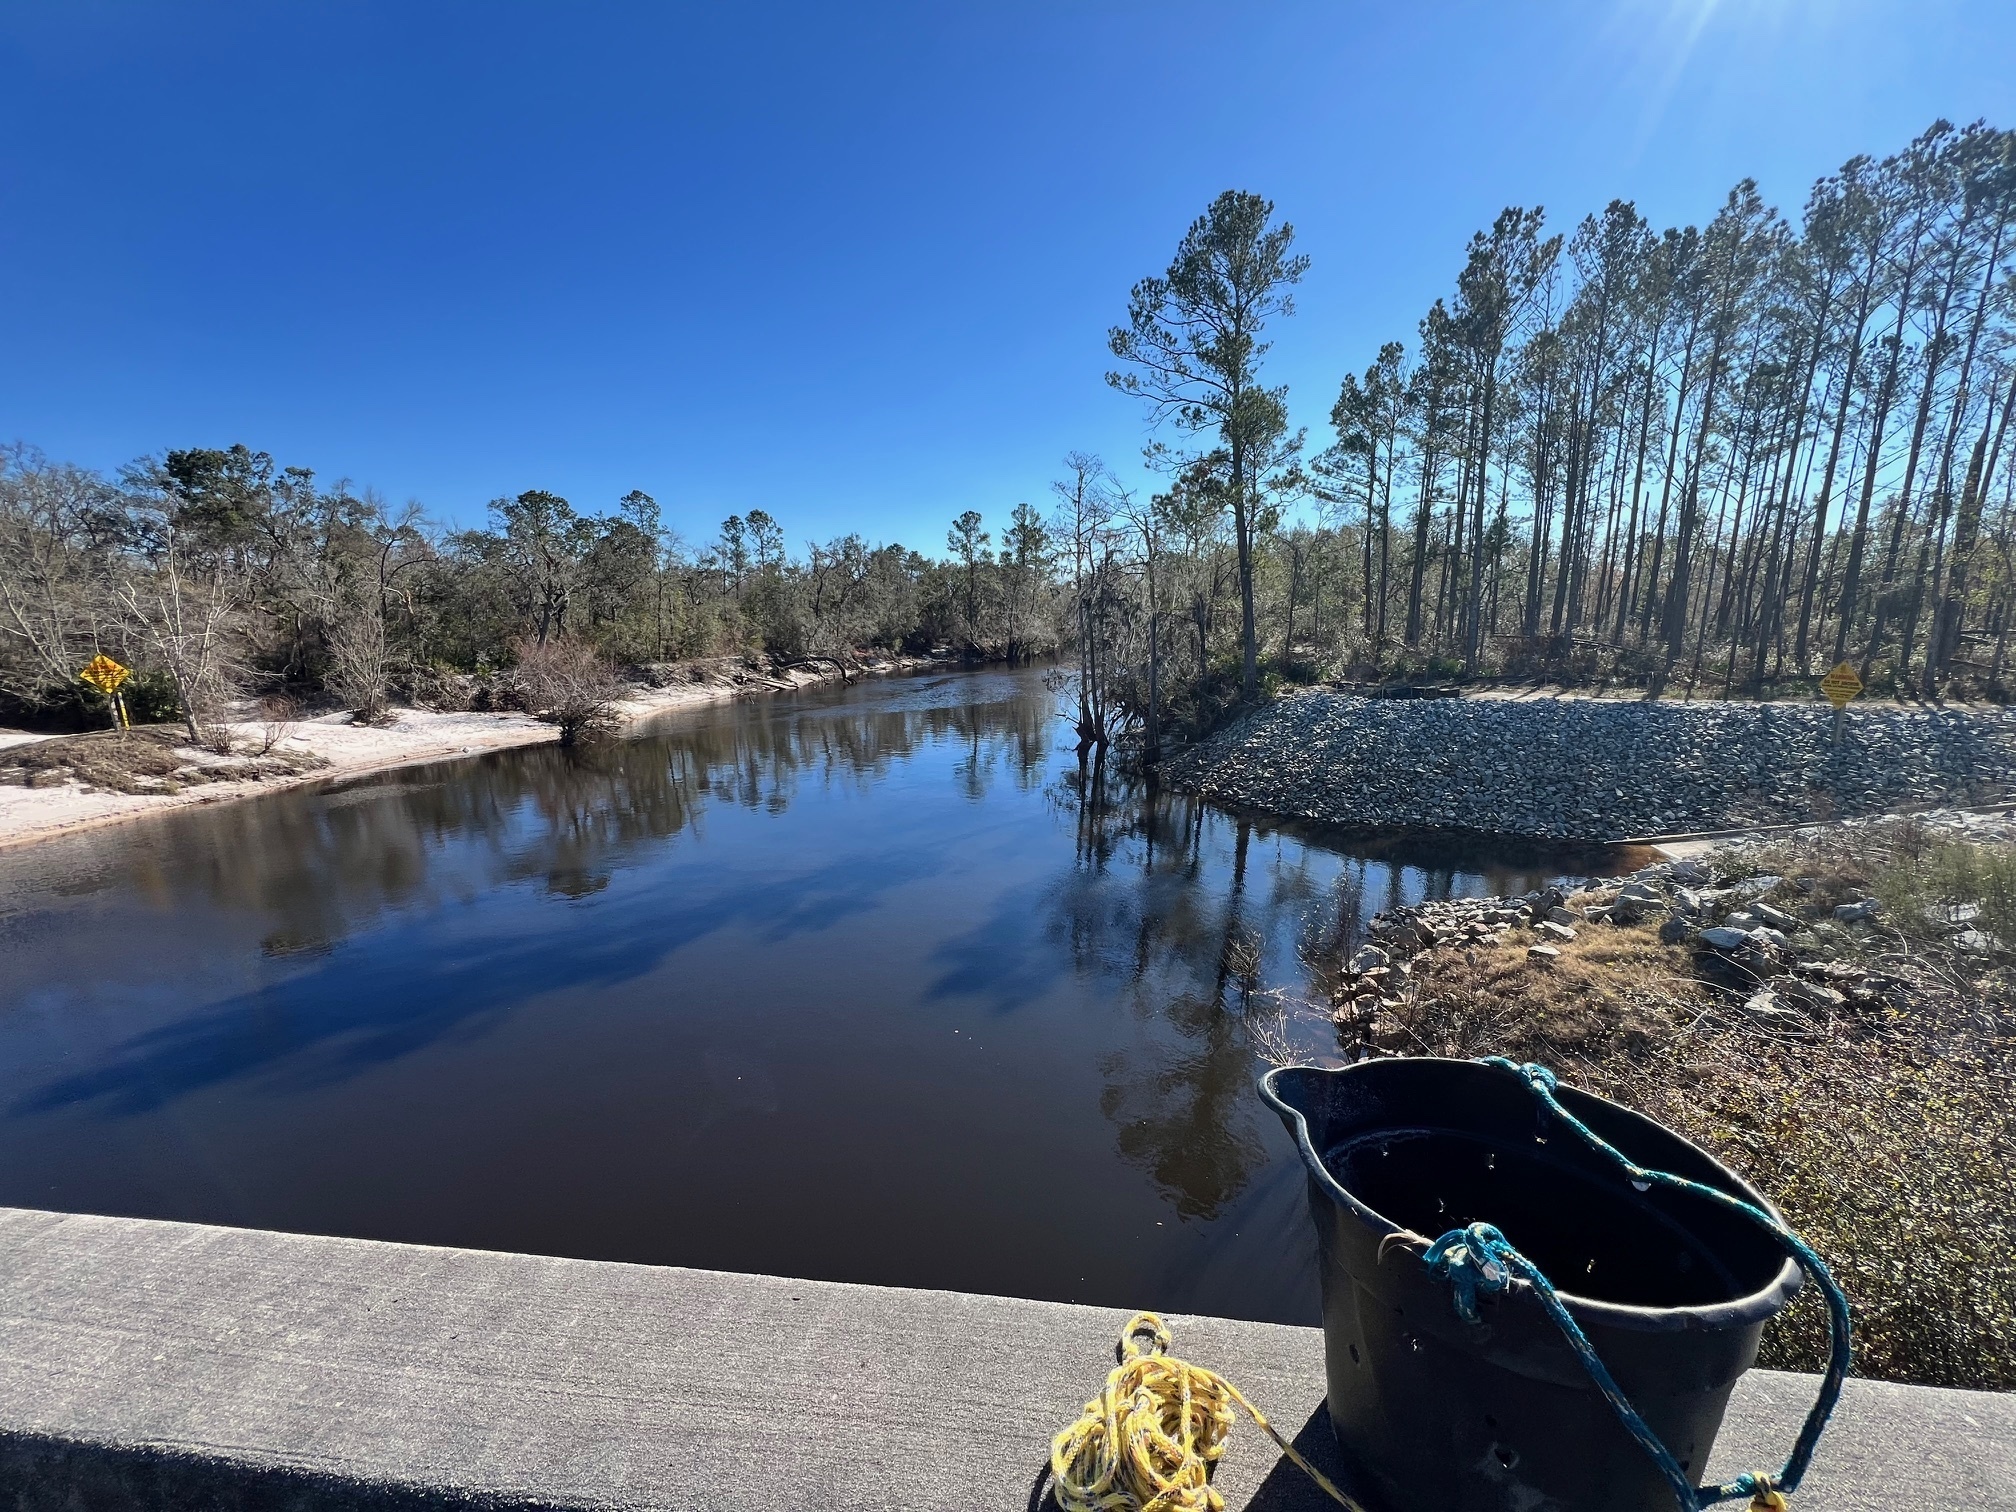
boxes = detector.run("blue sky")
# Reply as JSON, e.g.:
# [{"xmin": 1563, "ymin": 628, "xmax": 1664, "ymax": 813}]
[{"xmin": 3, "ymin": 1, "xmax": 2012, "ymax": 553}]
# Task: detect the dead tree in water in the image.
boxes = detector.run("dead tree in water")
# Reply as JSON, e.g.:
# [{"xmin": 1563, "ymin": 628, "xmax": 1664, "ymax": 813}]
[{"xmin": 1052, "ymin": 454, "xmax": 1129, "ymax": 751}]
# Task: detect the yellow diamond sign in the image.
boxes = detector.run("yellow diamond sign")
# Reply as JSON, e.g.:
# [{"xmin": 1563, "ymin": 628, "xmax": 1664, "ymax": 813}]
[
  {"xmin": 1819, "ymin": 661, "xmax": 1862, "ymax": 710},
  {"xmin": 78, "ymin": 654, "xmax": 131, "ymax": 695}
]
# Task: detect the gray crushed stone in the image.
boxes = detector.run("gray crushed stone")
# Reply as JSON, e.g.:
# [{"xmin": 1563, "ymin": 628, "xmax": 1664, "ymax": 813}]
[{"xmin": 1163, "ymin": 695, "xmax": 2016, "ymax": 842}]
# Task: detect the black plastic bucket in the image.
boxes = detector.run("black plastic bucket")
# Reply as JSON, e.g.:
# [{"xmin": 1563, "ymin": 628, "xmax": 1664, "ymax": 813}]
[{"xmin": 1260, "ymin": 1057, "xmax": 1803, "ymax": 1512}]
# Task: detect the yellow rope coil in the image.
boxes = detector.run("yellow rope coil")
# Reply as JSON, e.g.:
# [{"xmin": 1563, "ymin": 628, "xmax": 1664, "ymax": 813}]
[{"xmin": 1049, "ymin": 1312, "xmax": 1364, "ymax": 1512}]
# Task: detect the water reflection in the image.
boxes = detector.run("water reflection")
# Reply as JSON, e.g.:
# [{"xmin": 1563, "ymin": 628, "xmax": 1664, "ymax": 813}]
[
  {"xmin": 5, "ymin": 676, "xmax": 1054, "ymax": 955},
  {"xmin": 0, "ymin": 667, "xmax": 1615, "ymax": 1324}
]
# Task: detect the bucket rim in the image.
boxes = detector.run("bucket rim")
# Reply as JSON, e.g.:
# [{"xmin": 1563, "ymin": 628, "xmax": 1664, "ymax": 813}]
[{"xmin": 1259, "ymin": 1057, "xmax": 1804, "ymax": 1332}]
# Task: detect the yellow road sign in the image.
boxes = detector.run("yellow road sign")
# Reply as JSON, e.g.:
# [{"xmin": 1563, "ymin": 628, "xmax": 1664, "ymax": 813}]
[
  {"xmin": 1819, "ymin": 661, "xmax": 1862, "ymax": 709},
  {"xmin": 78, "ymin": 654, "xmax": 131, "ymax": 695}
]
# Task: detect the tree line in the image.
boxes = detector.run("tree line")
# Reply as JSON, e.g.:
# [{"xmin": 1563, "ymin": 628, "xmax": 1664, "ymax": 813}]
[
  {"xmin": 9, "ymin": 116, "xmax": 2012, "ymax": 747},
  {"xmin": 1091, "ymin": 118, "xmax": 2016, "ymax": 728},
  {"xmin": 0, "ymin": 441, "xmax": 1068, "ymax": 734}
]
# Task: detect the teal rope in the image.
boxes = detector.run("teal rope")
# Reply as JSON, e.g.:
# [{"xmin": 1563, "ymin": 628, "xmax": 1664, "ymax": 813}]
[{"xmin": 1419, "ymin": 1057, "xmax": 1851, "ymax": 1511}]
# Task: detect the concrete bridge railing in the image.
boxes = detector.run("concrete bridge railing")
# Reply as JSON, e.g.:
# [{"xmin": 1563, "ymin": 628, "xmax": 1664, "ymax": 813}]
[{"xmin": 0, "ymin": 1206, "xmax": 2008, "ymax": 1510}]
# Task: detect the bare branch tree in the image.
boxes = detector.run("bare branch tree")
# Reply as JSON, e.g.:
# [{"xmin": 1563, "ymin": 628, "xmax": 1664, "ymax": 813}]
[
  {"xmin": 0, "ymin": 445, "xmax": 127, "ymax": 708},
  {"xmin": 117, "ymin": 548, "xmax": 241, "ymax": 746},
  {"xmin": 327, "ymin": 598, "xmax": 391, "ymax": 723},
  {"xmin": 513, "ymin": 636, "xmax": 625, "ymax": 746}
]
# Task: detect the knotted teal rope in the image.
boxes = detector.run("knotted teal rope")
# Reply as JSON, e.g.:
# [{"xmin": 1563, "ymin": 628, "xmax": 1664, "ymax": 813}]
[{"xmin": 1419, "ymin": 1057, "xmax": 1851, "ymax": 1512}]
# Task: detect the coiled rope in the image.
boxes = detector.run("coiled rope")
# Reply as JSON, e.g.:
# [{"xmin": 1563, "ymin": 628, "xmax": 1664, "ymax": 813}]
[
  {"xmin": 1429, "ymin": 1057, "xmax": 1853, "ymax": 1512},
  {"xmin": 1048, "ymin": 1311, "xmax": 1364, "ymax": 1512}
]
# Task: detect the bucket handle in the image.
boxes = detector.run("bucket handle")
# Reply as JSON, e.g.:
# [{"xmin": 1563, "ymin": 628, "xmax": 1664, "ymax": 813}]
[{"xmin": 1419, "ymin": 1059, "xmax": 1850, "ymax": 1512}]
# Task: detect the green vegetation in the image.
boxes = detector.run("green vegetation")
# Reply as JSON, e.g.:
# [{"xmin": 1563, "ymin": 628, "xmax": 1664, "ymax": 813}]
[
  {"xmin": 1305, "ymin": 121, "xmax": 2016, "ymax": 701},
  {"xmin": 1089, "ymin": 119, "xmax": 2016, "ymax": 736},
  {"xmin": 8, "ymin": 117, "xmax": 2014, "ymax": 748},
  {"xmin": 1870, "ymin": 827, "xmax": 2016, "ymax": 941},
  {"xmin": 0, "ymin": 444, "xmax": 1069, "ymax": 733}
]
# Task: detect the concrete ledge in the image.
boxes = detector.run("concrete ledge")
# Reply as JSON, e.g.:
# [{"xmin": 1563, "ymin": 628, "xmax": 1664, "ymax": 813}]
[{"xmin": 0, "ymin": 1207, "xmax": 2008, "ymax": 1510}]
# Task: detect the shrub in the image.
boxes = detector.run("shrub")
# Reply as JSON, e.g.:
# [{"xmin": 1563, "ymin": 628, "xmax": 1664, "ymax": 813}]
[
  {"xmin": 387, "ymin": 660, "xmax": 473, "ymax": 712},
  {"xmin": 511, "ymin": 637, "xmax": 625, "ymax": 746},
  {"xmin": 1871, "ymin": 831, "xmax": 2016, "ymax": 945},
  {"xmin": 326, "ymin": 607, "xmax": 391, "ymax": 723},
  {"xmin": 121, "ymin": 668, "xmax": 186, "ymax": 726}
]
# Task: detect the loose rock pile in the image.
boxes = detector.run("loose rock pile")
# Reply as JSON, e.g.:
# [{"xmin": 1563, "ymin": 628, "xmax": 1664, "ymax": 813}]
[
  {"xmin": 1333, "ymin": 834, "xmax": 1967, "ymax": 1041},
  {"xmin": 1165, "ymin": 693, "xmax": 2016, "ymax": 841}
]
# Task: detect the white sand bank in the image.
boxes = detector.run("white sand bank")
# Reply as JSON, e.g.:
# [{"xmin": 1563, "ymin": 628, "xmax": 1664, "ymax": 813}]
[{"xmin": 0, "ymin": 660, "xmax": 904, "ymax": 853}]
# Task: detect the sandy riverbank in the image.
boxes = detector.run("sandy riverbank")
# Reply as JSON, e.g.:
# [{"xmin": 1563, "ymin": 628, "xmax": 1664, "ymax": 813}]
[{"xmin": 0, "ymin": 658, "xmax": 911, "ymax": 853}]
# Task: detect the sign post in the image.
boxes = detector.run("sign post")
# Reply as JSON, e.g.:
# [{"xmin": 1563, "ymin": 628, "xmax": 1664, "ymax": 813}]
[
  {"xmin": 1819, "ymin": 660, "xmax": 1862, "ymax": 745},
  {"xmin": 78, "ymin": 654, "xmax": 132, "ymax": 729}
]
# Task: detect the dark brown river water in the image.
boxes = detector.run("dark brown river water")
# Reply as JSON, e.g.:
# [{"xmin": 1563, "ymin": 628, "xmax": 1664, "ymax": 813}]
[{"xmin": 0, "ymin": 667, "xmax": 1621, "ymax": 1324}]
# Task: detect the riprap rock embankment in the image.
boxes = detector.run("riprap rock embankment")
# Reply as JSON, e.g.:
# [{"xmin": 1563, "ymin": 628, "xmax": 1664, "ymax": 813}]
[{"xmin": 1163, "ymin": 693, "xmax": 2016, "ymax": 842}]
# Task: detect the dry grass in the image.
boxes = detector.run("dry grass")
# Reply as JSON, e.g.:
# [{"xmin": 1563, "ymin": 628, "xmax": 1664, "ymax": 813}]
[
  {"xmin": 1377, "ymin": 922, "xmax": 1703, "ymax": 1068},
  {"xmin": 0, "ymin": 726, "xmax": 326, "ymax": 795},
  {"xmin": 1380, "ymin": 893, "xmax": 2016, "ymax": 1390}
]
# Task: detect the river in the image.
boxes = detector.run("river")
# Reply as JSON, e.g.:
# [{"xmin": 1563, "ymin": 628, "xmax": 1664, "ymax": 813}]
[{"xmin": 0, "ymin": 666, "xmax": 1621, "ymax": 1324}]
